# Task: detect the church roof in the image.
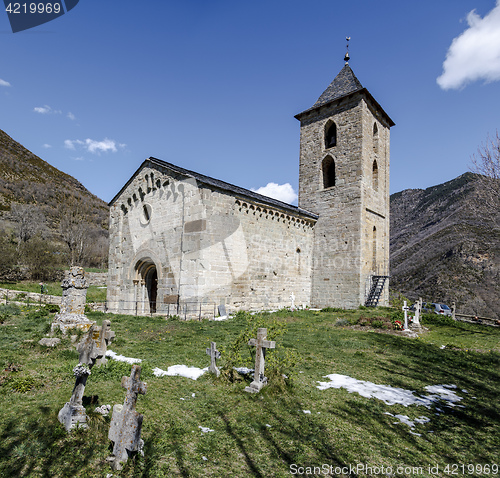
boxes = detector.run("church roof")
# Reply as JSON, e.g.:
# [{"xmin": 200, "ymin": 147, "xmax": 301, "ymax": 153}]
[
  {"xmin": 109, "ymin": 157, "xmax": 318, "ymax": 221},
  {"xmin": 295, "ymin": 64, "xmax": 395, "ymax": 126},
  {"xmin": 313, "ymin": 64, "xmax": 363, "ymax": 108}
]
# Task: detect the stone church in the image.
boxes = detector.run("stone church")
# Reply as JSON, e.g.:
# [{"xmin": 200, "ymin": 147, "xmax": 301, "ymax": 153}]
[{"xmin": 106, "ymin": 60, "xmax": 394, "ymax": 315}]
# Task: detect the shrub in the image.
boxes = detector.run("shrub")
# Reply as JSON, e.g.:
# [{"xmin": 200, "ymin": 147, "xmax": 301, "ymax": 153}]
[
  {"xmin": 334, "ymin": 318, "xmax": 350, "ymax": 327},
  {"xmin": 420, "ymin": 313, "xmax": 455, "ymax": 326},
  {"xmin": 26, "ymin": 308, "xmax": 49, "ymax": 320},
  {"xmin": 7, "ymin": 374, "xmax": 40, "ymax": 393}
]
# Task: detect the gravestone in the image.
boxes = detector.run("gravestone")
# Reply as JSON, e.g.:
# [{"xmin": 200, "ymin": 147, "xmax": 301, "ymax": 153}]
[
  {"xmin": 51, "ymin": 266, "xmax": 94, "ymax": 334},
  {"xmin": 290, "ymin": 292, "xmax": 295, "ymax": 310},
  {"xmin": 206, "ymin": 341, "xmax": 221, "ymax": 377},
  {"xmin": 58, "ymin": 324, "xmax": 103, "ymax": 430},
  {"xmin": 108, "ymin": 365, "xmax": 147, "ymax": 471},
  {"xmin": 244, "ymin": 328, "xmax": 275, "ymax": 393},
  {"xmin": 94, "ymin": 320, "xmax": 116, "ymax": 366},
  {"xmin": 402, "ymin": 301, "xmax": 410, "ymax": 330},
  {"xmin": 218, "ymin": 304, "xmax": 227, "ymax": 317}
]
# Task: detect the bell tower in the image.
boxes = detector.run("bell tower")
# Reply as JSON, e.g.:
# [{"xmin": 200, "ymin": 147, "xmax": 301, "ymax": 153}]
[{"xmin": 295, "ymin": 45, "xmax": 394, "ymax": 308}]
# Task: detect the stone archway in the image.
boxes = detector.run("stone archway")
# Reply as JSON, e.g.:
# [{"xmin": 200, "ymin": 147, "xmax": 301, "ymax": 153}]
[{"xmin": 134, "ymin": 258, "xmax": 158, "ymax": 314}]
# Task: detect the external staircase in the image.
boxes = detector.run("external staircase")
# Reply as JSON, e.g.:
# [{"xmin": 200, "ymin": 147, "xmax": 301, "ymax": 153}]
[{"xmin": 365, "ymin": 276, "xmax": 389, "ymax": 307}]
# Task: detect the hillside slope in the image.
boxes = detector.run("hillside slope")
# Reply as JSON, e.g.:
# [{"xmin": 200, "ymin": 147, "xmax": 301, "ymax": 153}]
[
  {"xmin": 390, "ymin": 173, "xmax": 500, "ymax": 318},
  {"xmin": 0, "ymin": 128, "xmax": 109, "ymax": 270}
]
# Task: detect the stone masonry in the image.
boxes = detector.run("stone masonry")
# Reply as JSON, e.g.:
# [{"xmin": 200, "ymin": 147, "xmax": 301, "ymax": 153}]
[{"xmin": 107, "ymin": 61, "xmax": 393, "ymax": 313}]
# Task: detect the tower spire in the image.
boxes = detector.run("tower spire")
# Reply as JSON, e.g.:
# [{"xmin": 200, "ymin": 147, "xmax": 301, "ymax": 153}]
[{"xmin": 344, "ymin": 36, "xmax": 351, "ymax": 64}]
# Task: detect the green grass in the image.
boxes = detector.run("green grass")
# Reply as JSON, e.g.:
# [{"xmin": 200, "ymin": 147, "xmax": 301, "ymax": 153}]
[
  {"xmin": 0, "ymin": 282, "xmax": 107, "ymax": 303},
  {"xmin": 0, "ymin": 307, "xmax": 498, "ymax": 477}
]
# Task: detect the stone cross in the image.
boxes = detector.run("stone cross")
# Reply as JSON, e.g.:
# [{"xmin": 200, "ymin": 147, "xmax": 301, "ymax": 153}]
[
  {"xmin": 402, "ymin": 301, "xmax": 410, "ymax": 330},
  {"xmin": 244, "ymin": 328, "xmax": 275, "ymax": 393},
  {"xmin": 290, "ymin": 292, "xmax": 295, "ymax": 310},
  {"xmin": 95, "ymin": 320, "xmax": 116, "ymax": 366},
  {"xmin": 451, "ymin": 301, "xmax": 456, "ymax": 320},
  {"xmin": 58, "ymin": 324, "xmax": 104, "ymax": 430},
  {"xmin": 206, "ymin": 341, "xmax": 221, "ymax": 377},
  {"xmin": 108, "ymin": 365, "xmax": 147, "ymax": 471}
]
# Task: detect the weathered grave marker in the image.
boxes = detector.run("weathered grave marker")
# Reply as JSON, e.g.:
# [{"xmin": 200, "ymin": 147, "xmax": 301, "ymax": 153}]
[
  {"xmin": 58, "ymin": 321, "xmax": 116, "ymax": 431},
  {"xmin": 290, "ymin": 292, "xmax": 295, "ymax": 309},
  {"xmin": 58, "ymin": 324, "xmax": 101, "ymax": 430},
  {"xmin": 218, "ymin": 304, "xmax": 227, "ymax": 317},
  {"xmin": 206, "ymin": 341, "xmax": 221, "ymax": 377},
  {"xmin": 108, "ymin": 364, "xmax": 147, "ymax": 470},
  {"xmin": 95, "ymin": 320, "xmax": 116, "ymax": 366},
  {"xmin": 244, "ymin": 327, "xmax": 275, "ymax": 393},
  {"xmin": 51, "ymin": 266, "xmax": 94, "ymax": 334}
]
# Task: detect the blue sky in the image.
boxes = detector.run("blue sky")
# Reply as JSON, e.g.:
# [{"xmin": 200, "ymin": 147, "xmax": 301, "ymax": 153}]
[{"xmin": 1, "ymin": 0, "xmax": 499, "ymax": 204}]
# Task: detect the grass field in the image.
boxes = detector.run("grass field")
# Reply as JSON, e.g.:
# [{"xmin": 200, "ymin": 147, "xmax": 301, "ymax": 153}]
[
  {"xmin": 0, "ymin": 281, "xmax": 107, "ymax": 303},
  {"xmin": 0, "ymin": 305, "xmax": 498, "ymax": 477}
]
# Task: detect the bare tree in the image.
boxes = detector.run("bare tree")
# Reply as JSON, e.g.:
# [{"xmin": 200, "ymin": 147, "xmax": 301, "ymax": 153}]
[
  {"xmin": 470, "ymin": 131, "xmax": 500, "ymax": 227},
  {"xmin": 10, "ymin": 204, "xmax": 47, "ymax": 248}
]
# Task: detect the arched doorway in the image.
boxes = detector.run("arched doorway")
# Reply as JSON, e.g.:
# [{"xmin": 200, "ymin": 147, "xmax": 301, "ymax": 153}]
[{"xmin": 135, "ymin": 258, "xmax": 158, "ymax": 314}]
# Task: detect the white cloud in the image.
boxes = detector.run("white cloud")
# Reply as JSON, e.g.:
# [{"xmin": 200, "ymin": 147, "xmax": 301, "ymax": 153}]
[
  {"xmin": 67, "ymin": 112, "xmax": 76, "ymax": 120},
  {"xmin": 42, "ymin": 144, "xmax": 52, "ymax": 148},
  {"xmin": 251, "ymin": 182, "xmax": 298, "ymax": 204},
  {"xmin": 0, "ymin": 79, "xmax": 11, "ymax": 87},
  {"xmin": 437, "ymin": 1, "xmax": 500, "ymax": 90},
  {"xmin": 64, "ymin": 137, "xmax": 125, "ymax": 155},
  {"xmin": 34, "ymin": 105, "xmax": 62, "ymax": 114}
]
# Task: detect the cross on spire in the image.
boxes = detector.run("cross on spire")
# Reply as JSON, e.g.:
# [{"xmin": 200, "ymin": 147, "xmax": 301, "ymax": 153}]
[{"xmin": 344, "ymin": 36, "xmax": 351, "ymax": 64}]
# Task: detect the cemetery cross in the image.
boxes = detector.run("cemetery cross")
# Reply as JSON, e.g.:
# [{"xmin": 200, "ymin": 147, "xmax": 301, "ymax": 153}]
[
  {"xmin": 206, "ymin": 341, "xmax": 221, "ymax": 377},
  {"xmin": 108, "ymin": 364, "xmax": 147, "ymax": 471},
  {"xmin": 244, "ymin": 327, "xmax": 275, "ymax": 393}
]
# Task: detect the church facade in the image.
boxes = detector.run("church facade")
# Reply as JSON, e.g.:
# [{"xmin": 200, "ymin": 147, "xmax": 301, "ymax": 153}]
[{"xmin": 106, "ymin": 63, "xmax": 394, "ymax": 315}]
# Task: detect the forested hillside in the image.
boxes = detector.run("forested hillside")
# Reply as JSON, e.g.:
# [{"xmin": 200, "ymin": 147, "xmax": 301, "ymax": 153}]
[
  {"xmin": 0, "ymin": 128, "xmax": 109, "ymax": 280},
  {"xmin": 390, "ymin": 173, "xmax": 500, "ymax": 318}
]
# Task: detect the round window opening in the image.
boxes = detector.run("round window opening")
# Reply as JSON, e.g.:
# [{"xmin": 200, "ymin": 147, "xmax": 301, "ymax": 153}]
[{"xmin": 141, "ymin": 204, "xmax": 152, "ymax": 225}]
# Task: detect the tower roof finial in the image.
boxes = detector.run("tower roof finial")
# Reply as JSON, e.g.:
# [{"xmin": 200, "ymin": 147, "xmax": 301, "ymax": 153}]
[{"xmin": 344, "ymin": 36, "xmax": 351, "ymax": 65}]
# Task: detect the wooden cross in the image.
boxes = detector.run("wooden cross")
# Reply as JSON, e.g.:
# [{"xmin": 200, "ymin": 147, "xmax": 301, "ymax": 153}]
[
  {"xmin": 206, "ymin": 341, "xmax": 221, "ymax": 377},
  {"xmin": 244, "ymin": 328, "xmax": 275, "ymax": 393},
  {"xmin": 109, "ymin": 365, "xmax": 147, "ymax": 470}
]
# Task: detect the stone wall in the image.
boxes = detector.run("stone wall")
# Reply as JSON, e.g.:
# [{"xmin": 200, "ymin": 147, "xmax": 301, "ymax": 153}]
[
  {"xmin": 107, "ymin": 164, "xmax": 315, "ymax": 315},
  {"xmin": 298, "ymin": 93, "xmax": 390, "ymax": 308}
]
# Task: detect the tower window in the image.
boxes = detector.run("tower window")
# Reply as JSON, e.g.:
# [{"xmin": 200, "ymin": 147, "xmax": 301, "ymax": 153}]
[
  {"xmin": 322, "ymin": 156, "xmax": 336, "ymax": 189},
  {"xmin": 373, "ymin": 123, "xmax": 379, "ymax": 154},
  {"xmin": 372, "ymin": 160, "xmax": 379, "ymax": 191},
  {"xmin": 325, "ymin": 121, "xmax": 337, "ymax": 149}
]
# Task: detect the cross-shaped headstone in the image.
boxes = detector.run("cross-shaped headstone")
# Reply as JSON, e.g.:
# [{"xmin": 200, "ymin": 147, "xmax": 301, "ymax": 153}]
[
  {"xmin": 244, "ymin": 328, "xmax": 276, "ymax": 393},
  {"xmin": 206, "ymin": 341, "xmax": 221, "ymax": 377},
  {"xmin": 108, "ymin": 365, "xmax": 147, "ymax": 470},
  {"xmin": 402, "ymin": 301, "xmax": 410, "ymax": 330},
  {"xmin": 58, "ymin": 324, "xmax": 104, "ymax": 431},
  {"xmin": 95, "ymin": 320, "xmax": 116, "ymax": 366}
]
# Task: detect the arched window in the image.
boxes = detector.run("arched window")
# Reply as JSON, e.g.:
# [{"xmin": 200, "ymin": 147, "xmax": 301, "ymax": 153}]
[
  {"xmin": 373, "ymin": 123, "xmax": 379, "ymax": 154},
  {"xmin": 322, "ymin": 156, "xmax": 335, "ymax": 189},
  {"xmin": 324, "ymin": 121, "xmax": 337, "ymax": 149},
  {"xmin": 372, "ymin": 226, "xmax": 377, "ymax": 272},
  {"xmin": 372, "ymin": 160, "xmax": 379, "ymax": 191}
]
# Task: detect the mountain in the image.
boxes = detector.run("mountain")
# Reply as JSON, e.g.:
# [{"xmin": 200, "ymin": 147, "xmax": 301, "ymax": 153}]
[
  {"xmin": 390, "ymin": 173, "xmax": 500, "ymax": 319},
  {"xmin": 0, "ymin": 128, "xmax": 109, "ymax": 271}
]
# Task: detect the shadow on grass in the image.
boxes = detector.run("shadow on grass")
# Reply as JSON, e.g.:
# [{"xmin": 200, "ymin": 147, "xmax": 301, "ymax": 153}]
[
  {"xmin": 0, "ymin": 405, "xmax": 112, "ymax": 477},
  {"xmin": 218, "ymin": 393, "xmax": 356, "ymax": 477}
]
